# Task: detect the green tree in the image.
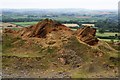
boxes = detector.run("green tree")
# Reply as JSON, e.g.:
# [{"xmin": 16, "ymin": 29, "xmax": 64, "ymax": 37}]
[{"xmin": 99, "ymin": 29, "xmax": 105, "ymax": 34}]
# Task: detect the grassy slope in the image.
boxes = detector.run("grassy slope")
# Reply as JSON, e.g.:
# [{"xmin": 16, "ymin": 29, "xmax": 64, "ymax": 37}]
[{"xmin": 2, "ymin": 33, "xmax": 119, "ymax": 78}]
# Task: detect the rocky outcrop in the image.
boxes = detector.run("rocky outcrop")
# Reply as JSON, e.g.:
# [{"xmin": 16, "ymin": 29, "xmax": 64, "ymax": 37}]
[
  {"xmin": 18, "ymin": 19, "xmax": 71, "ymax": 38},
  {"xmin": 76, "ymin": 26, "xmax": 99, "ymax": 45}
]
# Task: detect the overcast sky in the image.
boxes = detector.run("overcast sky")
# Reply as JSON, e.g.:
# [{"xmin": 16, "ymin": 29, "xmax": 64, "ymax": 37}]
[{"xmin": 0, "ymin": 0, "xmax": 119, "ymax": 10}]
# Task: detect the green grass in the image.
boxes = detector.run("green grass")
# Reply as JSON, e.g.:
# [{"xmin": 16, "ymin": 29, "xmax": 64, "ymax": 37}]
[{"xmin": 2, "ymin": 34, "xmax": 21, "ymax": 53}]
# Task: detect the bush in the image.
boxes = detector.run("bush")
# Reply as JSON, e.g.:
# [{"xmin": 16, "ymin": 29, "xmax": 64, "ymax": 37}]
[{"xmin": 99, "ymin": 29, "xmax": 105, "ymax": 34}]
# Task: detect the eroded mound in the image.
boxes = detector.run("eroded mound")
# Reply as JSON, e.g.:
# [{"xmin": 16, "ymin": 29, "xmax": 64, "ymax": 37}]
[
  {"xmin": 3, "ymin": 19, "xmax": 99, "ymax": 46},
  {"xmin": 76, "ymin": 26, "xmax": 99, "ymax": 45},
  {"xmin": 2, "ymin": 19, "xmax": 119, "ymax": 78},
  {"xmin": 16, "ymin": 19, "xmax": 98, "ymax": 45},
  {"xmin": 18, "ymin": 19, "xmax": 71, "ymax": 38}
]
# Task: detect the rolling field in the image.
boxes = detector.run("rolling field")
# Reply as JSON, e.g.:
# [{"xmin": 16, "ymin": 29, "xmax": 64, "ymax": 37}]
[
  {"xmin": 96, "ymin": 32, "xmax": 119, "ymax": 42},
  {"xmin": 10, "ymin": 16, "xmax": 99, "ymax": 27},
  {"xmin": 99, "ymin": 39, "xmax": 119, "ymax": 42},
  {"xmin": 11, "ymin": 22, "xmax": 38, "ymax": 27},
  {"xmin": 96, "ymin": 32, "xmax": 119, "ymax": 37}
]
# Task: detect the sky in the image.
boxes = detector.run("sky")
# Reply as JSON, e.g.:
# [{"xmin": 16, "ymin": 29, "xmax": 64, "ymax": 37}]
[{"xmin": 0, "ymin": 0, "xmax": 120, "ymax": 10}]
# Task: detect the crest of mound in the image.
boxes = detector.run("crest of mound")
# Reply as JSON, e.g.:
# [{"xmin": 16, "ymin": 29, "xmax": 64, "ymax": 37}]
[
  {"xmin": 18, "ymin": 19, "xmax": 71, "ymax": 38},
  {"xmin": 76, "ymin": 26, "xmax": 99, "ymax": 46},
  {"xmin": 15, "ymin": 19, "xmax": 72, "ymax": 48}
]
